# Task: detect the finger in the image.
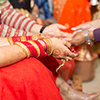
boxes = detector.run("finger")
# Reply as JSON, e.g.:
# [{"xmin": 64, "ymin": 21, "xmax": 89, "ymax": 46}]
[
  {"xmin": 65, "ymin": 56, "xmax": 73, "ymax": 61},
  {"xmin": 64, "ymin": 41, "xmax": 71, "ymax": 48},
  {"xmin": 65, "ymin": 49, "xmax": 79, "ymax": 58},
  {"xmin": 73, "ymin": 30, "xmax": 82, "ymax": 34},
  {"xmin": 71, "ymin": 24, "xmax": 91, "ymax": 31},
  {"xmin": 89, "ymin": 93, "xmax": 99, "ymax": 99},
  {"xmin": 57, "ymin": 24, "xmax": 67, "ymax": 29}
]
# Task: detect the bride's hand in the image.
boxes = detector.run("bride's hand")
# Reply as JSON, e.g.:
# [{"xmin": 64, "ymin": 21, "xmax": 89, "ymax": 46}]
[{"xmin": 51, "ymin": 37, "xmax": 79, "ymax": 61}]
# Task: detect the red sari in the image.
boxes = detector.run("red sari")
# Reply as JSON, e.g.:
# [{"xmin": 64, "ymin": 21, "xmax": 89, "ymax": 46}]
[{"xmin": 0, "ymin": 57, "xmax": 63, "ymax": 100}]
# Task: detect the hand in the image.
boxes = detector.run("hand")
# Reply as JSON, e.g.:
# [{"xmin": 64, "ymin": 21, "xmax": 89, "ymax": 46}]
[
  {"xmin": 71, "ymin": 19, "xmax": 100, "ymax": 31},
  {"xmin": 44, "ymin": 18, "xmax": 53, "ymax": 26},
  {"xmin": 51, "ymin": 37, "xmax": 79, "ymax": 61},
  {"xmin": 68, "ymin": 30, "xmax": 94, "ymax": 46},
  {"xmin": 36, "ymin": 17, "xmax": 45, "ymax": 25},
  {"xmin": 43, "ymin": 23, "xmax": 69, "ymax": 38},
  {"xmin": 68, "ymin": 31, "xmax": 85, "ymax": 46}
]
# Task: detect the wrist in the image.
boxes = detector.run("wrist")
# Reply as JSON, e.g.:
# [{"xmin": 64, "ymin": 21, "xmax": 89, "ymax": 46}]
[
  {"xmin": 84, "ymin": 30, "xmax": 93, "ymax": 44},
  {"xmin": 88, "ymin": 31, "xmax": 94, "ymax": 40},
  {"xmin": 30, "ymin": 24, "xmax": 42, "ymax": 33},
  {"xmin": 32, "ymin": 12, "xmax": 39, "ymax": 18},
  {"xmin": 39, "ymin": 26, "xmax": 46, "ymax": 33}
]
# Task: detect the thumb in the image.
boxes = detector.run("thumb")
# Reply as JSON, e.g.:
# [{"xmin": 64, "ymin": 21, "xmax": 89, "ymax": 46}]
[
  {"xmin": 71, "ymin": 24, "xmax": 91, "ymax": 31},
  {"xmin": 89, "ymin": 93, "xmax": 99, "ymax": 99}
]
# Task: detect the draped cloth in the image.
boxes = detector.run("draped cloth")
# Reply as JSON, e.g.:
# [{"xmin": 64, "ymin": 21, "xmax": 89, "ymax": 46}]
[
  {"xmin": 0, "ymin": 57, "xmax": 63, "ymax": 100},
  {"xmin": 53, "ymin": 0, "xmax": 91, "ymax": 32}
]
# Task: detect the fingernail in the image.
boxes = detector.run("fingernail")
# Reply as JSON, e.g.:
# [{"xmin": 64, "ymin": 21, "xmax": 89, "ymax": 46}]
[
  {"xmin": 77, "ymin": 30, "xmax": 82, "ymax": 32},
  {"xmin": 64, "ymin": 34, "xmax": 67, "ymax": 36},
  {"xmin": 71, "ymin": 28, "xmax": 76, "ymax": 30},
  {"xmin": 73, "ymin": 31, "xmax": 76, "ymax": 34}
]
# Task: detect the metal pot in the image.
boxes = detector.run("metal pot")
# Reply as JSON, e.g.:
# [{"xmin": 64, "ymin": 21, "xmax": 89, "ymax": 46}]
[{"xmin": 72, "ymin": 43, "xmax": 98, "ymax": 81}]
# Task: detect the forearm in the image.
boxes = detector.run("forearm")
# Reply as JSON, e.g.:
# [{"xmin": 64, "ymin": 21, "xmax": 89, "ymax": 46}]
[
  {"xmin": 32, "ymin": 4, "xmax": 39, "ymax": 15},
  {"xmin": 0, "ymin": 24, "xmax": 30, "ymax": 37},
  {"xmin": 88, "ymin": 31, "xmax": 94, "ymax": 40},
  {"xmin": 1, "ymin": 1, "xmax": 41, "ymax": 33},
  {"xmin": 0, "ymin": 45, "xmax": 26, "ymax": 67}
]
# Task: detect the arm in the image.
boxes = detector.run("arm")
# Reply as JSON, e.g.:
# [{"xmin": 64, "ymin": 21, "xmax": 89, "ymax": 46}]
[
  {"xmin": 0, "ymin": 44, "xmax": 26, "ymax": 67},
  {"xmin": 0, "ymin": 37, "xmax": 26, "ymax": 67},
  {"xmin": 69, "ymin": 29, "xmax": 96, "ymax": 46},
  {"xmin": 0, "ymin": 36, "xmax": 78, "ymax": 68},
  {"xmin": 1, "ymin": 1, "xmax": 43, "ymax": 33},
  {"xmin": 0, "ymin": 24, "xmax": 30, "ymax": 37},
  {"xmin": 1, "ymin": 1, "xmax": 70, "ymax": 37}
]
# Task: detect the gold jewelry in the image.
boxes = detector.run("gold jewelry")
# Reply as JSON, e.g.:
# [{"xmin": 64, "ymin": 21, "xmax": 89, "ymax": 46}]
[
  {"xmin": 41, "ymin": 37, "xmax": 52, "ymax": 56},
  {"xmin": 45, "ymin": 37, "xmax": 53, "ymax": 56},
  {"xmin": 7, "ymin": 37, "xmax": 14, "ymax": 45},
  {"xmin": 28, "ymin": 40, "xmax": 40, "ymax": 58},
  {"xmin": 37, "ymin": 39, "xmax": 47, "ymax": 55},
  {"xmin": 25, "ymin": 13, "xmax": 29, "ymax": 17},
  {"xmin": 20, "ymin": 36, "xmax": 26, "ymax": 41},
  {"xmin": 56, "ymin": 59, "xmax": 66, "ymax": 72},
  {"xmin": 15, "ymin": 42, "xmax": 31, "ymax": 57}
]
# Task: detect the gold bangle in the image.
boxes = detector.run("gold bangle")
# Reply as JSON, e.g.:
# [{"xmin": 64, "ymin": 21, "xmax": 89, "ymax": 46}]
[
  {"xmin": 20, "ymin": 36, "xmax": 26, "ymax": 41},
  {"xmin": 28, "ymin": 40, "xmax": 40, "ymax": 58},
  {"xmin": 37, "ymin": 39, "xmax": 47, "ymax": 55},
  {"xmin": 15, "ymin": 42, "xmax": 31, "ymax": 58},
  {"xmin": 40, "ymin": 37, "xmax": 53, "ymax": 56},
  {"xmin": 25, "ymin": 13, "xmax": 29, "ymax": 17},
  {"xmin": 7, "ymin": 37, "xmax": 14, "ymax": 45},
  {"xmin": 45, "ymin": 37, "xmax": 53, "ymax": 56}
]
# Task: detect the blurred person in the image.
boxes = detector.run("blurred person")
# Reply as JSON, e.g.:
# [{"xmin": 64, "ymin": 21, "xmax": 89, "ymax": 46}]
[{"xmin": 34, "ymin": 0, "xmax": 53, "ymax": 25}]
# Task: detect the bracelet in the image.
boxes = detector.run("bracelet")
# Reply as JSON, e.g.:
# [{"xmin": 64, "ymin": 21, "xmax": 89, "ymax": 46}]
[
  {"xmin": 32, "ymin": 12, "xmax": 39, "ymax": 18},
  {"xmin": 40, "ymin": 26, "xmax": 46, "ymax": 33},
  {"xmin": 84, "ymin": 30, "xmax": 92, "ymax": 45}
]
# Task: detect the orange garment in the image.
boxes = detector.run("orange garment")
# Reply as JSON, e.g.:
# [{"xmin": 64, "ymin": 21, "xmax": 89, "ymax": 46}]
[
  {"xmin": 53, "ymin": 0, "xmax": 91, "ymax": 80},
  {"xmin": 53, "ymin": 0, "xmax": 91, "ymax": 32}
]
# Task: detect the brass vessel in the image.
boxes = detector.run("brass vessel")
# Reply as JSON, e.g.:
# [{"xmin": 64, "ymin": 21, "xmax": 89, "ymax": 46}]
[{"xmin": 72, "ymin": 43, "xmax": 98, "ymax": 81}]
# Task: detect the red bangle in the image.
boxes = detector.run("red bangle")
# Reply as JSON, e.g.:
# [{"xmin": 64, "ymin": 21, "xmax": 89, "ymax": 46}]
[
  {"xmin": 34, "ymin": 40, "xmax": 45, "ymax": 57},
  {"xmin": 26, "ymin": 36, "xmax": 33, "ymax": 41},
  {"xmin": 21, "ymin": 41, "xmax": 38, "ymax": 57},
  {"xmin": 39, "ymin": 39, "xmax": 48, "ymax": 56},
  {"xmin": 12, "ymin": 36, "xmax": 21, "ymax": 42}
]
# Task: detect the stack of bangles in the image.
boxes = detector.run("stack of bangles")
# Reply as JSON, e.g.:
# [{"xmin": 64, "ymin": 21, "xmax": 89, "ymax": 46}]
[{"xmin": 7, "ymin": 35, "xmax": 53, "ymax": 58}]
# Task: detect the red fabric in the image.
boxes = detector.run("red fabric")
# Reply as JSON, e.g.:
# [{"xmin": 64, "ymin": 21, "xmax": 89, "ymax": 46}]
[
  {"xmin": 57, "ymin": 59, "xmax": 75, "ymax": 82},
  {"xmin": 0, "ymin": 57, "xmax": 63, "ymax": 100}
]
